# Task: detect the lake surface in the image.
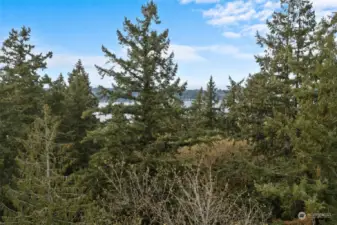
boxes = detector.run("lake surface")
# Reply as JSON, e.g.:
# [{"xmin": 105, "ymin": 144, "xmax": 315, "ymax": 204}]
[
  {"xmin": 98, "ymin": 100, "xmax": 194, "ymax": 108},
  {"xmin": 95, "ymin": 100, "xmax": 223, "ymax": 122}
]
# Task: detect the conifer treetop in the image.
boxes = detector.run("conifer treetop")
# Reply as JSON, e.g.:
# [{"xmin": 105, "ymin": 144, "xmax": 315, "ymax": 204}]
[{"xmin": 0, "ymin": 26, "xmax": 52, "ymax": 73}]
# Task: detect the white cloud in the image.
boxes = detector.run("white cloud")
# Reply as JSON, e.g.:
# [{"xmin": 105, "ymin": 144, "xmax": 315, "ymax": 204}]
[
  {"xmin": 41, "ymin": 44, "xmax": 206, "ymax": 87},
  {"xmin": 312, "ymin": 0, "xmax": 337, "ymax": 21},
  {"xmin": 179, "ymin": 0, "xmax": 219, "ymax": 4},
  {"xmin": 203, "ymin": 1, "xmax": 278, "ymax": 23},
  {"xmin": 223, "ymin": 31, "xmax": 241, "ymax": 38},
  {"xmin": 312, "ymin": 0, "xmax": 337, "ymax": 10},
  {"xmin": 263, "ymin": 0, "xmax": 278, "ymax": 9},
  {"xmin": 200, "ymin": 0, "xmax": 279, "ymax": 38},
  {"xmin": 242, "ymin": 23, "xmax": 268, "ymax": 36},
  {"xmin": 160, "ymin": 43, "xmax": 253, "ymax": 62},
  {"xmin": 195, "ymin": 44, "xmax": 253, "ymax": 59},
  {"xmin": 316, "ymin": 10, "xmax": 335, "ymax": 20},
  {"xmin": 5, "ymin": 32, "xmax": 253, "ymax": 88},
  {"xmin": 45, "ymin": 53, "xmax": 112, "ymax": 87},
  {"xmin": 202, "ymin": 1, "xmax": 256, "ymax": 25},
  {"xmin": 43, "ymin": 43, "xmax": 253, "ymax": 87},
  {"xmin": 169, "ymin": 44, "xmax": 206, "ymax": 62},
  {"xmin": 47, "ymin": 54, "xmax": 106, "ymax": 69},
  {"xmin": 197, "ymin": 0, "xmax": 337, "ymax": 39}
]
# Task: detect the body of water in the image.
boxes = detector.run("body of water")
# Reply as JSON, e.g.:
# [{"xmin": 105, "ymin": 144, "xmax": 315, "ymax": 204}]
[{"xmin": 95, "ymin": 100, "xmax": 223, "ymax": 122}]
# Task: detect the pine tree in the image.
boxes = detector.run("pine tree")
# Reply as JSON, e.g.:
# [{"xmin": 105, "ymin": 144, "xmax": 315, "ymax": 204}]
[
  {"xmin": 2, "ymin": 105, "xmax": 89, "ymax": 224},
  {"xmin": 221, "ymin": 76, "xmax": 245, "ymax": 139},
  {"xmin": 290, "ymin": 14, "xmax": 337, "ymax": 219},
  {"xmin": 184, "ymin": 87, "xmax": 206, "ymax": 144},
  {"xmin": 203, "ymin": 76, "xmax": 219, "ymax": 130},
  {"xmin": 224, "ymin": 0, "xmax": 317, "ymax": 154},
  {"xmin": 60, "ymin": 60, "xmax": 99, "ymax": 175},
  {"xmin": 0, "ymin": 27, "xmax": 52, "ymax": 219},
  {"xmin": 45, "ymin": 73, "xmax": 67, "ymax": 117},
  {"xmin": 92, "ymin": 1, "xmax": 186, "ymax": 154},
  {"xmin": 190, "ymin": 88, "xmax": 204, "ymax": 113},
  {"xmin": 254, "ymin": 0, "xmax": 316, "ymax": 156},
  {"xmin": 189, "ymin": 87, "xmax": 205, "ymax": 127},
  {"xmin": 226, "ymin": 73, "xmax": 277, "ymax": 148},
  {"xmin": 223, "ymin": 0, "xmax": 321, "ymax": 220},
  {"xmin": 186, "ymin": 76, "xmax": 221, "ymax": 144}
]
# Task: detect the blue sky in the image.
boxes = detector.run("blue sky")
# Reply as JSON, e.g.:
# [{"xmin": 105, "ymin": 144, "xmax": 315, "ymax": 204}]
[{"xmin": 1, "ymin": 0, "xmax": 336, "ymax": 89}]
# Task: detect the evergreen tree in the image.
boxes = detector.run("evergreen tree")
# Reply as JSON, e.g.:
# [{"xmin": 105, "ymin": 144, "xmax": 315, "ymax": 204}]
[
  {"xmin": 255, "ymin": 15, "xmax": 337, "ymax": 219},
  {"xmin": 224, "ymin": 0, "xmax": 317, "ymax": 156},
  {"xmin": 226, "ymin": 73, "xmax": 277, "ymax": 148},
  {"xmin": 45, "ymin": 73, "xmax": 67, "ymax": 117},
  {"xmin": 186, "ymin": 76, "xmax": 221, "ymax": 143},
  {"xmin": 252, "ymin": 2, "xmax": 337, "ymax": 221},
  {"xmin": 2, "ymin": 105, "xmax": 88, "ymax": 224},
  {"xmin": 221, "ymin": 76, "xmax": 245, "ymax": 139},
  {"xmin": 61, "ymin": 60, "xmax": 99, "ymax": 175},
  {"xmin": 184, "ymin": 87, "xmax": 206, "ymax": 144},
  {"xmin": 290, "ymin": 13, "xmax": 337, "ymax": 220},
  {"xmin": 253, "ymin": 0, "xmax": 316, "ymax": 156},
  {"xmin": 224, "ymin": 0, "xmax": 321, "ymax": 220},
  {"xmin": 190, "ymin": 88, "xmax": 204, "ymax": 112},
  {"xmin": 0, "ymin": 27, "xmax": 52, "ymax": 219},
  {"xmin": 189, "ymin": 87, "xmax": 205, "ymax": 127},
  {"xmin": 203, "ymin": 76, "xmax": 219, "ymax": 130},
  {"xmin": 91, "ymin": 1, "xmax": 186, "ymax": 154}
]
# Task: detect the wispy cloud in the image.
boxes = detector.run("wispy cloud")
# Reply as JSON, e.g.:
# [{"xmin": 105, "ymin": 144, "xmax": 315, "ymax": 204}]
[
  {"xmin": 2, "ymin": 31, "xmax": 253, "ymax": 87},
  {"xmin": 194, "ymin": 44, "xmax": 253, "ymax": 59},
  {"xmin": 169, "ymin": 44, "xmax": 207, "ymax": 62},
  {"xmin": 47, "ymin": 55, "xmax": 106, "ymax": 69},
  {"xmin": 47, "ymin": 43, "xmax": 252, "ymax": 68},
  {"xmin": 201, "ymin": 0, "xmax": 279, "ymax": 37},
  {"xmin": 312, "ymin": 0, "xmax": 337, "ymax": 10},
  {"xmin": 202, "ymin": 1, "xmax": 255, "ymax": 25},
  {"xmin": 312, "ymin": 0, "xmax": 337, "ymax": 21},
  {"xmin": 188, "ymin": 0, "xmax": 337, "ymax": 38},
  {"xmin": 42, "ymin": 42, "xmax": 254, "ymax": 87},
  {"xmin": 46, "ymin": 53, "xmax": 112, "ymax": 87},
  {"xmin": 223, "ymin": 31, "xmax": 241, "ymax": 38}
]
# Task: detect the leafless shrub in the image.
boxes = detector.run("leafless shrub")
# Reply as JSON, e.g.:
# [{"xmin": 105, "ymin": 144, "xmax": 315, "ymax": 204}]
[{"xmin": 93, "ymin": 157, "xmax": 271, "ymax": 225}]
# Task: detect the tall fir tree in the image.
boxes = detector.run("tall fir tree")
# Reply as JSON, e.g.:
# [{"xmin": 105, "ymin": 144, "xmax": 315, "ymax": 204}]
[
  {"xmin": 224, "ymin": 0, "xmax": 321, "ymax": 220},
  {"xmin": 44, "ymin": 73, "xmax": 67, "ymax": 117},
  {"xmin": 2, "ymin": 105, "xmax": 89, "ymax": 224},
  {"xmin": 290, "ymin": 13, "xmax": 337, "ymax": 220},
  {"xmin": 189, "ymin": 87, "xmax": 205, "ymax": 127},
  {"xmin": 255, "ymin": 14, "xmax": 337, "ymax": 221},
  {"xmin": 203, "ymin": 75, "xmax": 219, "ymax": 130},
  {"xmin": 60, "ymin": 60, "xmax": 99, "ymax": 175},
  {"xmin": 0, "ymin": 27, "xmax": 52, "ymax": 219},
  {"xmin": 185, "ymin": 87, "xmax": 206, "ymax": 144},
  {"xmin": 254, "ymin": 0, "xmax": 316, "ymax": 156},
  {"xmin": 90, "ymin": 1, "xmax": 186, "ymax": 155},
  {"xmin": 221, "ymin": 76, "xmax": 245, "ymax": 139},
  {"xmin": 186, "ymin": 76, "xmax": 221, "ymax": 143},
  {"xmin": 224, "ymin": 0, "xmax": 317, "ymax": 155}
]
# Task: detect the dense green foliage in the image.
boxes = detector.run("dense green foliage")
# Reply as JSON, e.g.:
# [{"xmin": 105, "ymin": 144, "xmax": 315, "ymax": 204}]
[{"xmin": 1, "ymin": 0, "xmax": 337, "ymax": 224}]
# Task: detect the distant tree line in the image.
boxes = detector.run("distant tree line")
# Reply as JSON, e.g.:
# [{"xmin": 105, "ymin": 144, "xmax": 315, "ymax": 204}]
[{"xmin": 92, "ymin": 87, "xmax": 228, "ymax": 102}]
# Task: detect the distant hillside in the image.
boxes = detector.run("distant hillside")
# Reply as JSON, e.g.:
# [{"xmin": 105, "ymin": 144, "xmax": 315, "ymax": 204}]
[{"xmin": 92, "ymin": 87, "xmax": 228, "ymax": 102}]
